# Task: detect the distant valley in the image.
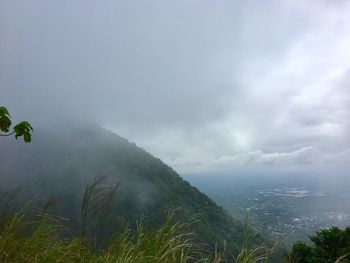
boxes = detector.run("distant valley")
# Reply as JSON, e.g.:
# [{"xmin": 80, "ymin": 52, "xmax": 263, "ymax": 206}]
[{"xmin": 185, "ymin": 173, "xmax": 350, "ymax": 246}]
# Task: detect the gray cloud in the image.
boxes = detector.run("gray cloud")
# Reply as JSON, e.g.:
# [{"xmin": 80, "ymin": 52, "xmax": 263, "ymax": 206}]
[
  {"xmin": 217, "ymin": 147, "xmax": 319, "ymax": 166},
  {"xmin": 1, "ymin": 0, "xmax": 350, "ymax": 174}
]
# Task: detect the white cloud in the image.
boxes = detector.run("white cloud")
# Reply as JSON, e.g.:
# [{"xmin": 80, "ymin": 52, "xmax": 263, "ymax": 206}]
[{"xmin": 216, "ymin": 147, "xmax": 319, "ymax": 166}]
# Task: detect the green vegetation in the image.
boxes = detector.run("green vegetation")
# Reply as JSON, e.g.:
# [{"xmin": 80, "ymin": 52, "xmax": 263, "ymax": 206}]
[
  {"xmin": 4, "ymin": 114, "xmax": 348, "ymax": 262},
  {"xmin": 286, "ymin": 227, "xmax": 350, "ymax": 263},
  {"xmin": 0, "ymin": 125, "xmax": 256, "ymax": 258},
  {"xmin": 0, "ymin": 206, "xmax": 209, "ymax": 262},
  {"xmin": 0, "ymin": 124, "xmax": 271, "ymax": 261},
  {"xmin": 3, "ymin": 121, "xmax": 348, "ymax": 262},
  {"xmin": 0, "ymin": 106, "xmax": 33, "ymax": 142},
  {"xmin": 0, "ymin": 180, "xmax": 269, "ymax": 263},
  {"xmin": 235, "ymin": 217, "xmax": 272, "ymax": 263}
]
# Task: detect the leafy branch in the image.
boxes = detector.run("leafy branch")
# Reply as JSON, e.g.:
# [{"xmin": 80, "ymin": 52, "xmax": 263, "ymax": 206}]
[{"xmin": 0, "ymin": 106, "xmax": 33, "ymax": 143}]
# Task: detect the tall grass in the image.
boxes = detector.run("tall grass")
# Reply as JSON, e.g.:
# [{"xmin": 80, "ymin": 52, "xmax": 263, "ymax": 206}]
[
  {"xmin": 95, "ymin": 211, "xmax": 203, "ymax": 263},
  {"xmin": 0, "ymin": 209, "xmax": 275, "ymax": 262},
  {"xmin": 0, "ymin": 177, "xmax": 273, "ymax": 262},
  {"xmin": 0, "ymin": 210, "xmax": 90, "ymax": 262},
  {"xmin": 0, "ymin": 208, "xmax": 211, "ymax": 262},
  {"xmin": 234, "ymin": 216, "xmax": 274, "ymax": 263}
]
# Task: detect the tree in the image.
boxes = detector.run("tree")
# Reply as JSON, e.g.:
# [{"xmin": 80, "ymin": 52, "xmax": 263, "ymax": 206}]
[
  {"xmin": 0, "ymin": 106, "xmax": 33, "ymax": 143},
  {"xmin": 311, "ymin": 227, "xmax": 350, "ymax": 263},
  {"xmin": 286, "ymin": 227, "xmax": 350, "ymax": 263}
]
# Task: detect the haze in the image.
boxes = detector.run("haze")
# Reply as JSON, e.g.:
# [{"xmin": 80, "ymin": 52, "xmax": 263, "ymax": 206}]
[{"xmin": 1, "ymin": 0, "xmax": 350, "ymax": 174}]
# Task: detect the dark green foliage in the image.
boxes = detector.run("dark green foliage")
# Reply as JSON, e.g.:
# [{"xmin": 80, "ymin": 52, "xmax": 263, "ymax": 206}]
[
  {"xmin": 286, "ymin": 242, "xmax": 314, "ymax": 263},
  {"xmin": 13, "ymin": 121, "xmax": 33, "ymax": 143},
  {"xmin": 0, "ymin": 106, "xmax": 11, "ymax": 133},
  {"xmin": 286, "ymin": 227, "xmax": 350, "ymax": 263},
  {"xmin": 0, "ymin": 106, "xmax": 33, "ymax": 142}
]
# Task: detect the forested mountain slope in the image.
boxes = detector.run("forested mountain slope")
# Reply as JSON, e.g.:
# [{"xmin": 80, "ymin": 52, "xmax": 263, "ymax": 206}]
[{"xmin": 0, "ymin": 125, "xmax": 247, "ymax": 255}]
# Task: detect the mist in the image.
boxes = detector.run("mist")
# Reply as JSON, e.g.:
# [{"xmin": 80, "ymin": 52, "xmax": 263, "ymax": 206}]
[
  {"xmin": 2, "ymin": 2, "xmax": 350, "ymax": 261},
  {"xmin": 1, "ymin": 0, "xmax": 350, "ymax": 175}
]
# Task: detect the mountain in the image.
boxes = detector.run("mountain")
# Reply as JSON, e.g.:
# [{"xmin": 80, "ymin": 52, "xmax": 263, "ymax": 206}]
[{"xmin": 0, "ymin": 125, "xmax": 247, "ymax": 255}]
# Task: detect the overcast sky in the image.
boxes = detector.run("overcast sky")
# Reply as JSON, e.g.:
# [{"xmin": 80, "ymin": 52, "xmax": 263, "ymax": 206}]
[{"xmin": 1, "ymin": 0, "xmax": 350, "ymax": 174}]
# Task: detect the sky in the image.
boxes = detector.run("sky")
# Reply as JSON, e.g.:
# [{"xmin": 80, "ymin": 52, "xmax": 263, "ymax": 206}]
[{"xmin": 1, "ymin": 0, "xmax": 350, "ymax": 174}]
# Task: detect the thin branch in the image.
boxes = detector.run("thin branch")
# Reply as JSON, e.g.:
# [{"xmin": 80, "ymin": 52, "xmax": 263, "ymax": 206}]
[
  {"xmin": 335, "ymin": 252, "xmax": 350, "ymax": 263},
  {"xmin": 0, "ymin": 131, "xmax": 15, "ymax": 137}
]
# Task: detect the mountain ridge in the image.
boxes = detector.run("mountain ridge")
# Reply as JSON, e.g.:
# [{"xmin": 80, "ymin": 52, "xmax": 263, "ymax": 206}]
[{"xmin": 0, "ymin": 125, "xmax": 248, "ymax": 255}]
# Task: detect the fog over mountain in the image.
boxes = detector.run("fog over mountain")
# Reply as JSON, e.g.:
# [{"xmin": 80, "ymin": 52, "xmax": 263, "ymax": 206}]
[{"xmin": 1, "ymin": 0, "xmax": 350, "ymax": 174}]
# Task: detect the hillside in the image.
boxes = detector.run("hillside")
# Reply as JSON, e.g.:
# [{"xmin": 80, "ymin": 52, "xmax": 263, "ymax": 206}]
[{"xmin": 0, "ymin": 125, "xmax": 247, "ymax": 256}]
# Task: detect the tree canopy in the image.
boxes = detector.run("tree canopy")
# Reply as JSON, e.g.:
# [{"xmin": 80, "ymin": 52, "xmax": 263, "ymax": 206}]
[{"xmin": 287, "ymin": 226, "xmax": 350, "ymax": 263}]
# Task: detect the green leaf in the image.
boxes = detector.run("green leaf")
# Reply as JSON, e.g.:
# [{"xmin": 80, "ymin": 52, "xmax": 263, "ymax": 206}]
[
  {"xmin": 13, "ymin": 121, "xmax": 34, "ymax": 143},
  {"xmin": 0, "ymin": 106, "xmax": 12, "ymax": 132},
  {"xmin": 0, "ymin": 106, "xmax": 10, "ymax": 117}
]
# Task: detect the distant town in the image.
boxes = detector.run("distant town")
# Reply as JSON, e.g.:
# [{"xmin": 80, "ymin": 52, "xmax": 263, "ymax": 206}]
[{"xmin": 186, "ymin": 174, "xmax": 350, "ymax": 245}]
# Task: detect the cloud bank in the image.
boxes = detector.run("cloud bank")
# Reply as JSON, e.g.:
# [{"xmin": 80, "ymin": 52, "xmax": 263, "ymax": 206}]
[{"xmin": 1, "ymin": 0, "xmax": 350, "ymax": 173}]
